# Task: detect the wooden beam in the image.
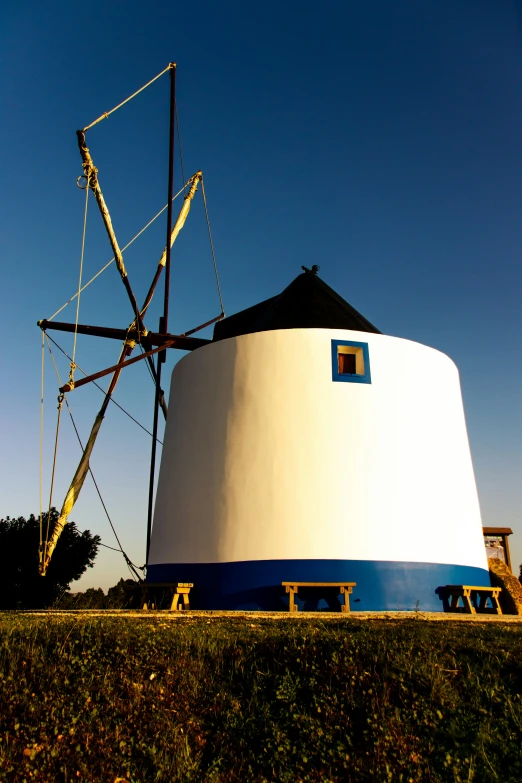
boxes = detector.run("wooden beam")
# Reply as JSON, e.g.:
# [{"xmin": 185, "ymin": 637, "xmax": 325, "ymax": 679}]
[
  {"xmin": 59, "ymin": 340, "xmax": 177, "ymax": 393},
  {"xmin": 38, "ymin": 320, "xmax": 210, "ymax": 351}
]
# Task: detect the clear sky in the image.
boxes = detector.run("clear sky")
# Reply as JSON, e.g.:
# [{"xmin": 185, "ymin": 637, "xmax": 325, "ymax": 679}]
[{"xmin": 1, "ymin": 0, "xmax": 521, "ymax": 591}]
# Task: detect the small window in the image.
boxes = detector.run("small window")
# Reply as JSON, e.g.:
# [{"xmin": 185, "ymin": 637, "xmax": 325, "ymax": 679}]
[{"xmin": 331, "ymin": 340, "xmax": 371, "ymax": 384}]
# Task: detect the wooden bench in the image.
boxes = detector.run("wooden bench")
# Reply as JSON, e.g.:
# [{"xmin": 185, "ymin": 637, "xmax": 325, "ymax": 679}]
[
  {"xmin": 282, "ymin": 582, "xmax": 356, "ymax": 613},
  {"xmin": 444, "ymin": 585, "xmax": 502, "ymax": 615},
  {"xmin": 141, "ymin": 582, "xmax": 193, "ymax": 611}
]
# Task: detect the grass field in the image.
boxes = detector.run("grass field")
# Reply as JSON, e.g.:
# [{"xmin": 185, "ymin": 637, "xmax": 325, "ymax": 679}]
[{"xmin": 0, "ymin": 613, "xmax": 521, "ymax": 782}]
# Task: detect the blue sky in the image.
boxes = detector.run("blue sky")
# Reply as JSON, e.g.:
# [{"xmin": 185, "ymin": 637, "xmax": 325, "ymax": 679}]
[{"xmin": 1, "ymin": 0, "xmax": 521, "ymax": 591}]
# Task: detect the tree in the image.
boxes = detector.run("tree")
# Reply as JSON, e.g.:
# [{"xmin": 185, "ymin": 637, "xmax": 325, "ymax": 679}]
[
  {"xmin": 0, "ymin": 508, "xmax": 100, "ymax": 609},
  {"xmin": 56, "ymin": 579, "xmax": 142, "ymax": 609}
]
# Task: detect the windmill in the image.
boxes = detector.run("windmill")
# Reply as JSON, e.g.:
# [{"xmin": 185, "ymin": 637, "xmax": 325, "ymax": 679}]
[{"xmin": 39, "ymin": 66, "xmax": 491, "ymax": 613}]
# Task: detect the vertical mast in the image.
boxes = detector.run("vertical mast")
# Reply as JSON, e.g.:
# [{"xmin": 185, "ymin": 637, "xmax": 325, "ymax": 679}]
[
  {"xmin": 163, "ymin": 63, "xmax": 176, "ymax": 334},
  {"xmin": 146, "ymin": 62, "xmax": 176, "ymax": 564}
]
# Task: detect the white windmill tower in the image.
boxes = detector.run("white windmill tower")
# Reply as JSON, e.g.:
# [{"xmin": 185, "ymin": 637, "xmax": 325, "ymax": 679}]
[{"xmin": 148, "ymin": 266, "xmax": 489, "ymax": 611}]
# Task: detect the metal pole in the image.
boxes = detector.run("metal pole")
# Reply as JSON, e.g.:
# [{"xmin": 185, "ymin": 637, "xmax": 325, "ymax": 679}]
[
  {"xmin": 146, "ymin": 63, "xmax": 176, "ymax": 564},
  {"xmin": 163, "ymin": 63, "xmax": 176, "ymax": 335},
  {"xmin": 146, "ymin": 334, "xmax": 162, "ymax": 563}
]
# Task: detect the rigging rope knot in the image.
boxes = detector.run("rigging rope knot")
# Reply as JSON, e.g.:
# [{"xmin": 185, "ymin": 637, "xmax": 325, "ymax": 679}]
[
  {"xmin": 57, "ymin": 393, "xmax": 65, "ymax": 409},
  {"xmin": 126, "ymin": 320, "xmax": 148, "ymax": 342},
  {"xmin": 77, "ymin": 159, "xmax": 98, "ymax": 190},
  {"xmin": 68, "ymin": 361, "xmax": 77, "ymax": 389}
]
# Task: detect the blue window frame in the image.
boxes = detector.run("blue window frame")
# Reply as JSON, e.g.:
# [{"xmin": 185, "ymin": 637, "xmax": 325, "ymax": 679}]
[{"xmin": 331, "ymin": 339, "xmax": 372, "ymax": 384}]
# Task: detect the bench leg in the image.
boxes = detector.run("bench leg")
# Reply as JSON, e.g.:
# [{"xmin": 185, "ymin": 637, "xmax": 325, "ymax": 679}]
[
  {"xmin": 182, "ymin": 592, "xmax": 190, "ymax": 610},
  {"xmin": 341, "ymin": 586, "xmax": 351, "ymax": 613},
  {"xmin": 463, "ymin": 592, "xmax": 476, "ymax": 614},
  {"xmin": 170, "ymin": 593, "xmax": 180, "ymax": 611},
  {"xmin": 492, "ymin": 593, "xmax": 503, "ymax": 615},
  {"xmin": 287, "ymin": 587, "xmax": 298, "ymax": 612}
]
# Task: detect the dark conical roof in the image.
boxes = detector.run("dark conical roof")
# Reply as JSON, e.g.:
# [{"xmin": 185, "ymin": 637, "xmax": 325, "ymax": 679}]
[{"xmin": 213, "ymin": 270, "xmax": 381, "ymax": 341}]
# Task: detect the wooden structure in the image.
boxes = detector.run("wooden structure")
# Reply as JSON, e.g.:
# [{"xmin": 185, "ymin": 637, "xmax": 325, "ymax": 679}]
[
  {"xmin": 37, "ymin": 65, "xmax": 225, "ymax": 583},
  {"xmin": 443, "ymin": 585, "xmax": 502, "ymax": 615},
  {"xmin": 142, "ymin": 582, "xmax": 193, "ymax": 611},
  {"xmin": 282, "ymin": 581, "xmax": 356, "ymax": 613},
  {"xmin": 483, "ymin": 527, "xmax": 513, "ymax": 572}
]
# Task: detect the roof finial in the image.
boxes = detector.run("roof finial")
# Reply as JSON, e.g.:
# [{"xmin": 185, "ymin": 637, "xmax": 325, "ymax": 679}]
[{"xmin": 302, "ymin": 265, "xmax": 320, "ymax": 275}]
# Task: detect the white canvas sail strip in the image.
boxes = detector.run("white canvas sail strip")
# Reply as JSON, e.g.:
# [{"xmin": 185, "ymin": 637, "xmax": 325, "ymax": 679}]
[
  {"xmin": 40, "ymin": 412, "xmax": 104, "ymax": 574},
  {"xmin": 159, "ymin": 172, "xmax": 202, "ymax": 267}
]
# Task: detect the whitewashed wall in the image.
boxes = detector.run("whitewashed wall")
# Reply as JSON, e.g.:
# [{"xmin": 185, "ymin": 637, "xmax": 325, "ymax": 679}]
[{"xmin": 149, "ymin": 329, "xmax": 487, "ymax": 571}]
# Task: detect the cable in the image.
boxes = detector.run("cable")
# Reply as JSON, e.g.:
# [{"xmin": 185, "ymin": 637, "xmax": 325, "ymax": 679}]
[
  {"xmin": 82, "ymin": 64, "xmax": 174, "ymax": 132},
  {"xmin": 201, "ymin": 176, "xmax": 225, "ymax": 315},
  {"xmin": 39, "ymin": 331, "xmax": 45, "ymax": 560},
  {"xmin": 43, "ymin": 333, "xmax": 162, "ymax": 444},
  {"xmin": 48, "ymin": 181, "xmax": 189, "ymax": 322},
  {"xmin": 175, "ymin": 106, "xmax": 186, "ymax": 196},
  {"xmin": 99, "ymin": 542, "xmax": 126, "ymax": 553},
  {"xmin": 98, "ymin": 541, "xmax": 145, "ymax": 571},
  {"xmin": 140, "ymin": 343, "xmax": 157, "ymax": 386},
  {"xmin": 63, "ymin": 397, "xmax": 143, "ymax": 582},
  {"xmin": 70, "ymin": 184, "xmax": 89, "ymax": 385},
  {"xmin": 44, "ymin": 394, "xmax": 64, "ymax": 563},
  {"xmin": 44, "ymin": 335, "xmax": 143, "ymax": 581}
]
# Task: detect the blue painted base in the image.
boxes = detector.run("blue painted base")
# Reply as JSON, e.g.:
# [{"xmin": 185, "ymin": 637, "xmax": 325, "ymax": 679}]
[{"xmin": 146, "ymin": 559, "xmax": 491, "ymax": 612}]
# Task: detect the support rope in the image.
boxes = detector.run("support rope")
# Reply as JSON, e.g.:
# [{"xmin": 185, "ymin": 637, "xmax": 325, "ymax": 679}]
[
  {"xmin": 82, "ymin": 64, "xmax": 174, "ymax": 132},
  {"xmin": 48, "ymin": 182, "xmax": 189, "ymax": 322},
  {"xmin": 175, "ymin": 107, "xmax": 186, "ymax": 196},
  {"xmin": 44, "ymin": 337, "xmax": 143, "ymax": 580},
  {"xmin": 39, "ymin": 331, "xmax": 45, "ymax": 565},
  {"xmin": 99, "ymin": 542, "xmax": 127, "ymax": 553},
  {"xmin": 69, "ymin": 183, "xmax": 89, "ymax": 388},
  {"xmin": 64, "ymin": 398, "xmax": 144, "ymax": 582},
  {"xmin": 201, "ymin": 176, "xmax": 225, "ymax": 315},
  {"xmin": 140, "ymin": 343, "xmax": 158, "ymax": 386},
  {"xmin": 44, "ymin": 333, "xmax": 161, "ymax": 443},
  {"xmin": 43, "ymin": 393, "xmax": 64, "ymax": 565},
  {"xmin": 99, "ymin": 541, "xmax": 144, "ymax": 567}
]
